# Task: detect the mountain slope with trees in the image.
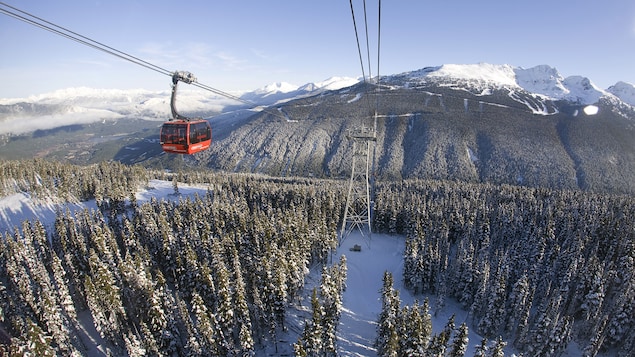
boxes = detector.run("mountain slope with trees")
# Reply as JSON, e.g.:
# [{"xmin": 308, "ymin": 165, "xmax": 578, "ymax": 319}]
[
  {"xmin": 192, "ymin": 79, "xmax": 635, "ymax": 195},
  {"xmin": 2, "ymin": 65, "xmax": 634, "ymax": 195}
]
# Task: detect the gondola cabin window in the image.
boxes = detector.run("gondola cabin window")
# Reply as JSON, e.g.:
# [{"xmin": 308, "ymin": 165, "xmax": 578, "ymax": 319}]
[{"xmin": 190, "ymin": 121, "xmax": 211, "ymax": 144}]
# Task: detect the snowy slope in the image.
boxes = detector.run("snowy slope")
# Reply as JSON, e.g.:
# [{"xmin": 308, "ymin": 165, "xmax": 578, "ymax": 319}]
[
  {"xmin": 239, "ymin": 76, "xmax": 360, "ymax": 105},
  {"xmin": 0, "ymin": 193, "xmax": 91, "ymax": 233},
  {"xmin": 607, "ymin": 81, "xmax": 635, "ymax": 106},
  {"xmin": 332, "ymin": 233, "xmax": 493, "ymax": 356},
  {"xmin": 400, "ymin": 63, "xmax": 609, "ymax": 105},
  {"xmin": 0, "ymin": 180, "xmax": 210, "ymax": 234}
]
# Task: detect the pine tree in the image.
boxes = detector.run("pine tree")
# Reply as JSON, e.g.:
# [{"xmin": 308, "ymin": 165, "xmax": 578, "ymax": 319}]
[
  {"xmin": 397, "ymin": 301, "xmax": 427, "ymax": 357},
  {"xmin": 474, "ymin": 337, "xmax": 488, "ymax": 357},
  {"xmin": 478, "ymin": 264, "xmax": 507, "ymax": 337},
  {"xmin": 139, "ymin": 322, "xmax": 160, "ymax": 356},
  {"xmin": 404, "ymin": 238, "xmax": 422, "ymax": 293},
  {"xmin": 13, "ymin": 319, "xmax": 56, "ymax": 356},
  {"xmin": 123, "ymin": 329, "xmax": 146, "ymax": 357},
  {"xmin": 293, "ymin": 341, "xmax": 308, "ymax": 357},
  {"xmin": 337, "ymin": 254, "xmax": 348, "ymax": 292},
  {"xmin": 191, "ymin": 291, "xmax": 220, "ymax": 356},
  {"xmin": 427, "ymin": 314, "xmax": 454, "ymax": 356},
  {"xmin": 469, "ymin": 259, "xmax": 490, "ymax": 325},
  {"xmin": 505, "ymin": 273, "xmax": 530, "ymax": 337},
  {"xmin": 448, "ymin": 322, "xmax": 469, "ymax": 357},
  {"xmin": 420, "ymin": 298, "xmax": 433, "ymax": 345},
  {"xmin": 583, "ymin": 314, "xmax": 608, "ymax": 357},
  {"xmin": 605, "ymin": 282, "xmax": 635, "ymax": 348},
  {"xmin": 297, "ymin": 288, "xmax": 323, "ymax": 356},
  {"xmin": 172, "ymin": 176, "xmax": 180, "ymax": 196},
  {"xmin": 212, "ymin": 257, "xmax": 234, "ymax": 354},
  {"xmin": 176, "ymin": 292, "xmax": 202, "ymax": 356},
  {"xmin": 84, "ymin": 249, "xmax": 125, "ymax": 345},
  {"xmin": 376, "ymin": 271, "xmax": 400, "ymax": 357},
  {"xmin": 581, "ymin": 265, "xmax": 605, "ymax": 321},
  {"xmin": 320, "ymin": 263, "xmax": 344, "ymax": 356},
  {"xmin": 454, "ymin": 239, "xmax": 476, "ymax": 307},
  {"xmin": 231, "ymin": 248, "xmax": 254, "ymax": 355},
  {"xmin": 488, "ymin": 336, "xmax": 506, "ymax": 357}
]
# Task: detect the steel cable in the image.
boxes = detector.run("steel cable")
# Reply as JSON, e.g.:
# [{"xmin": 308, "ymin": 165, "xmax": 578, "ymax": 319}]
[{"xmin": 0, "ymin": 2, "xmax": 291, "ymax": 120}]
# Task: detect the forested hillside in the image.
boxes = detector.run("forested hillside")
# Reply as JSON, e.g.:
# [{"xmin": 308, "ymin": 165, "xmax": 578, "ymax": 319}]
[
  {"xmin": 193, "ymin": 83, "xmax": 635, "ymax": 195},
  {"xmin": 374, "ymin": 180, "xmax": 635, "ymax": 356},
  {"xmin": 0, "ymin": 160, "xmax": 345, "ymax": 355},
  {"xmin": 2, "ymin": 75, "xmax": 635, "ymax": 196},
  {"xmin": 0, "ymin": 159, "xmax": 633, "ymax": 356}
]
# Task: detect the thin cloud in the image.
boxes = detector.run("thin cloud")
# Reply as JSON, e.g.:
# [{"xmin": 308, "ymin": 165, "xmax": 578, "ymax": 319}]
[
  {"xmin": 137, "ymin": 42, "xmax": 216, "ymax": 69},
  {"xmin": 136, "ymin": 42, "xmax": 259, "ymax": 74},
  {"xmin": 75, "ymin": 59, "xmax": 113, "ymax": 68},
  {"xmin": 214, "ymin": 51, "xmax": 250, "ymax": 71},
  {"xmin": 250, "ymin": 48, "xmax": 282, "ymax": 62}
]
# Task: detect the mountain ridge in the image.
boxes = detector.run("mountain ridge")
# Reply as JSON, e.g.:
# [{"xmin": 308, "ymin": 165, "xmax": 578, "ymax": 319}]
[
  {"xmin": 191, "ymin": 64, "xmax": 635, "ymax": 194},
  {"xmin": 2, "ymin": 63, "xmax": 634, "ymax": 116},
  {"xmin": 1, "ymin": 63, "xmax": 635, "ymax": 194}
]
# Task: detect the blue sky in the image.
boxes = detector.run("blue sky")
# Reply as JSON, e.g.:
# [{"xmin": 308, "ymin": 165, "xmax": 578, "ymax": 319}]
[{"xmin": 1, "ymin": 0, "xmax": 634, "ymax": 98}]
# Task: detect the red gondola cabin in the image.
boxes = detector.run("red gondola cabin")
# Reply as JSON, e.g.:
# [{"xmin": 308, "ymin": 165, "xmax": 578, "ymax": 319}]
[{"xmin": 160, "ymin": 119, "xmax": 211, "ymax": 154}]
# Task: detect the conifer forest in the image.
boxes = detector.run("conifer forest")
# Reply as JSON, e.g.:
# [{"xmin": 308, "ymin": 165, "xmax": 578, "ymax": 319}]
[{"xmin": 0, "ymin": 159, "xmax": 634, "ymax": 356}]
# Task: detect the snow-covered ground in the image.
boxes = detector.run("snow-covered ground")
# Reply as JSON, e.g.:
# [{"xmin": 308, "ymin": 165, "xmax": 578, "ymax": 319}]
[
  {"xmin": 0, "ymin": 180, "xmax": 210, "ymax": 234},
  {"xmin": 328, "ymin": 232, "xmax": 488, "ymax": 356},
  {"xmin": 0, "ymin": 193, "xmax": 93, "ymax": 234},
  {"xmin": 2, "ymin": 179, "xmax": 595, "ymax": 356}
]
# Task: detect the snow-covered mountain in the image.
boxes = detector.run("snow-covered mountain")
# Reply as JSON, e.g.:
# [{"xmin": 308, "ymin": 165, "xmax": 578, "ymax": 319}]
[
  {"xmin": 0, "ymin": 87, "xmax": 241, "ymax": 135},
  {"xmin": 239, "ymin": 76, "xmax": 360, "ymax": 105},
  {"xmin": 0, "ymin": 77, "xmax": 360, "ymax": 135},
  {"xmin": 1, "ymin": 64, "xmax": 634, "ymax": 136},
  {"xmin": 191, "ymin": 63, "xmax": 635, "ymax": 195},
  {"xmin": 607, "ymin": 81, "xmax": 635, "ymax": 106},
  {"xmin": 393, "ymin": 63, "xmax": 620, "ymax": 106}
]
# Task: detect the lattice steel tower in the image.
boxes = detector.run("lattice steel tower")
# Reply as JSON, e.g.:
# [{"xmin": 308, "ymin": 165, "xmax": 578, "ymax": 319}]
[
  {"xmin": 339, "ymin": 123, "xmax": 376, "ymax": 246},
  {"xmin": 340, "ymin": 0, "xmax": 381, "ymax": 246}
]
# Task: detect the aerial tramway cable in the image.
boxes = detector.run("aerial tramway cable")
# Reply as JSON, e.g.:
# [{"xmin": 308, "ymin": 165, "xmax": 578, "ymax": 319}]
[
  {"xmin": 348, "ymin": 0, "xmax": 382, "ymax": 124},
  {"xmin": 362, "ymin": 0, "xmax": 374, "ymax": 84},
  {"xmin": 0, "ymin": 2, "xmax": 289, "ymax": 122},
  {"xmin": 0, "ymin": 2, "xmax": 172, "ymax": 77}
]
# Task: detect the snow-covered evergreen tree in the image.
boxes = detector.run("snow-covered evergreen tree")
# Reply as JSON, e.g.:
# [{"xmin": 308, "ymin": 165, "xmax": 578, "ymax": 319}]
[
  {"xmin": 14, "ymin": 319, "xmax": 56, "ymax": 356},
  {"xmin": 231, "ymin": 247, "xmax": 255, "ymax": 355},
  {"xmin": 448, "ymin": 322, "xmax": 469, "ymax": 357},
  {"xmin": 397, "ymin": 301, "xmax": 428, "ymax": 357},
  {"xmin": 427, "ymin": 314, "xmax": 454, "ymax": 356},
  {"xmin": 296, "ymin": 288, "xmax": 324, "ymax": 356},
  {"xmin": 478, "ymin": 263, "xmax": 508, "ymax": 337},
  {"xmin": 488, "ymin": 336, "xmax": 506, "ymax": 357},
  {"xmin": 474, "ymin": 337, "xmax": 488, "ymax": 357},
  {"xmin": 376, "ymin": 271, "xmax": 400, "ymax": 357},
  {"xmin": 320, "ymin": 265, "xmax": 341, "ymax": 356},
  {"xmin": 191, "ymin": 291, "xmax": 221, "ymax": 355}
]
